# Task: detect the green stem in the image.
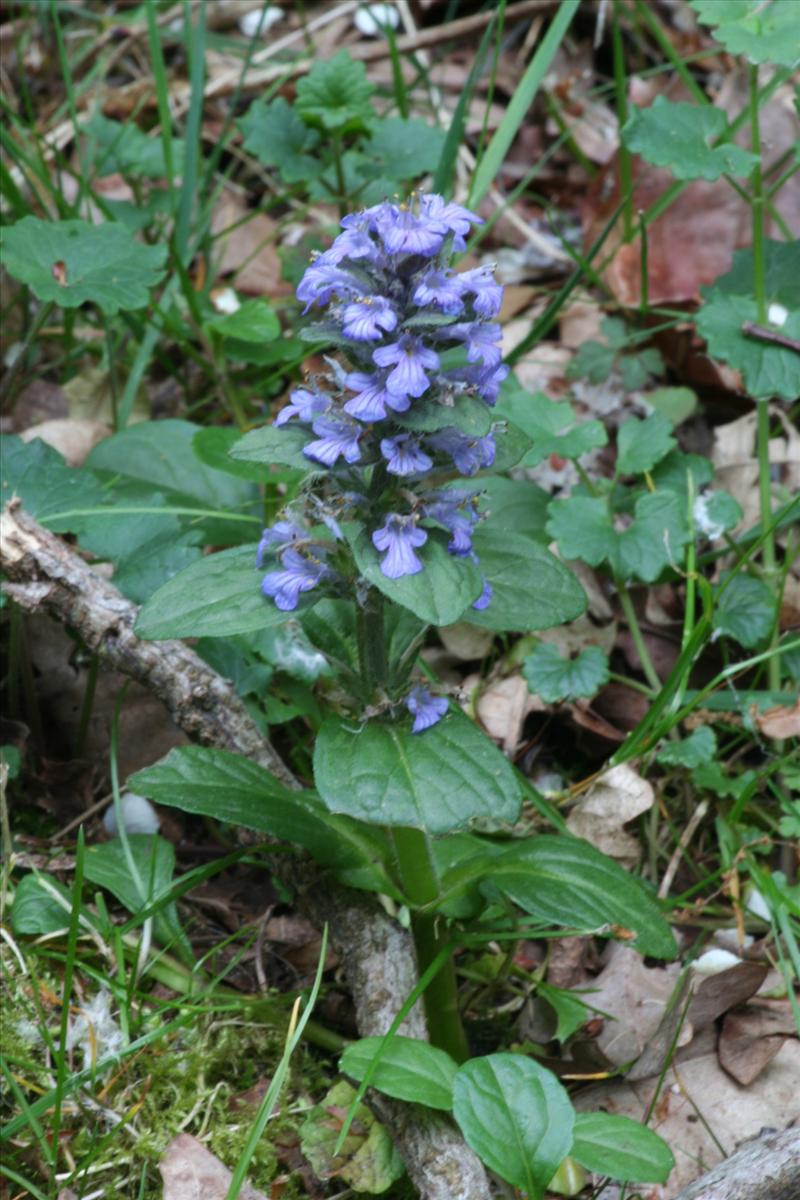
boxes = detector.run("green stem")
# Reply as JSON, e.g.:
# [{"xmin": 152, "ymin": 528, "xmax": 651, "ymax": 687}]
[
  {"xmin": 391, "ymin": 825, "xmax": 470, "ymax": 1063},
  {"xmin": 616, "ymin": 581, "xmax": 662, "ymax": 693},
  {"xmin": 612, "ymin": 0, "xmax": 633, "ymax": 241},
  {"xmin": 749, "ymin": 65, "xmax": 767, "ymax": 324},
  {"xmin": 756, "ymin": 400, "xmax": 781, "ymax": 692},
  {"xmin": 356, "ymin": 588, "xmax": 389, "ymax": 694}
]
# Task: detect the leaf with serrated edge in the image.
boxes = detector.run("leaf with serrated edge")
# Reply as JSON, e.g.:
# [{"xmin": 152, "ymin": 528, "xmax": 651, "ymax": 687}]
[{"xmin": 623, "ymin": 97, "xmax": 758, "ymax": 180}]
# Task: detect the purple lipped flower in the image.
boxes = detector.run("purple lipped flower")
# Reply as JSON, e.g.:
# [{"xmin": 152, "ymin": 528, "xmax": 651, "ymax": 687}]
[
  {"xmin": 256, "ymin": 518, "xmax": 305, "ymax": 566},
  {"xmin": 380, "ymin": 433, "xmax": 433, "ymax": 477},
  {"xmin": 423, "ymin": 492, "xmax": 480, "ymax": 556},
  {"xmin": 303, "ymin": 413, "xmax": 362, "ymax": 467},
  {"xmin": 375, "ymin": 201, "xmax": 448, "ymax": 256},
  {"xmin": 428, "ymin": 429, "xmax": 496, "ymax": 476},
  {"xmin": 420, "ymin": 194, "xmax": 483, "ymax": 250},
  {"xmin": 472, "ymin": 577, "xmax": 492, "ymax": 610},
  {"xmin": 474, "ymin": 362, "xmax": 509, "ymax": 405},
  {"xmin": 274, "ymin": 386, "xmax": 330, "ymax": 426},
  {"xmin": 343, "ymin": 371, "xmax": 410, "ymax": 421},
  {"xmin": 296, "ymin": 253, "xmax": 361, "ymax": 312},
  {"xmin": 458, "ymin": 266, "xmax": 504, "ymax": 318},
  {"xmin": 342, "ymin": 296, "xmax": 398, "ymax": 341},
  {"xmin": 327, "ymin": 214, "xmax": 381, "ymax": 264},
  {"xmin": 372, "ymin": 514, "xmax": 427, "ymax": 578},
  {"xmin": 449, "ymin": 321, "xmax": 503, "ymax": 368},
  {"xmin": 261, "ymin": 547, "xmax": 330, "ymax": 611},
  {"xmin": 406, "ymin": 685, "xmax": 448, "ymax": 733},
  {"xmin": 413, "ymin": 268, "xmax": 464, "ymax": 314},
  {"xmin": 373, "ymin": 335, "xmax": 439, "ymax": 399}
]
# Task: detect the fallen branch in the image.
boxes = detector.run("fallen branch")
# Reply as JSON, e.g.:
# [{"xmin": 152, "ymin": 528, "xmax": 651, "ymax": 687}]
[
  {"xmin": 673, "ymin": 1126, "xmax": 800, "ymax": 1200},
  {"xmin": 0, "ymin": 501, "xmax": 490, "ymax": 1200}
]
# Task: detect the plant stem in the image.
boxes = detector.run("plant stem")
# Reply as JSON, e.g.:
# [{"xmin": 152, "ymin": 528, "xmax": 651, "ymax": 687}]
[
  {"xmin": 392, "ymin": 825, "xmax": 470, "ymax": 1063},
  {"xmin": 356, "ymin": 588, "xmax": 389, "ymax": 694},
  {"xmin": 748, "ymin": 65, "xmax": 767, "ymax": 325},
  {"xmin": 612, "ymin": 0, "xmax": 634, "ymax": 241},
  {"xmin": 616, "ymin": 580, "xmax": 662, "ymax": 693}
]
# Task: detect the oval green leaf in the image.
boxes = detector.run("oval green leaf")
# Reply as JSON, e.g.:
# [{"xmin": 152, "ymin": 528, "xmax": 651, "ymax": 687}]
[
  {"xmin": 571, "ymin": 1112, "xmax": 674, "ymax": 1183},
  {"xmin": 341, "ymin": 1036, "xmax": 457, "ymax": 1111}
]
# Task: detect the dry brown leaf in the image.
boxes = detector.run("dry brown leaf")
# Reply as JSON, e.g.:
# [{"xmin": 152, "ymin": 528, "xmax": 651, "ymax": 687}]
[
  {"xmin": 575, "ymin": 1041, "xmax": 800, "ymax": 1198},
  {"xmin": 588, "ymin": 944, "xmax": 683, "ymax": 1067},
  {"xmin": 64, "ymin": 364, "xmax": 149, "ymax": 425},
  {"xmin": 537, "ymin": 614, "xmax": 618, "ymax": 660},
  {"xmin": 11, "ymin": 380, "xmax": 68, "ymax": 429},
  {"xmin": 471, "ymin": 673, "xmax": 543, "ymax": 755},
  {"xmin": 438, "ymin": 622, "xmax": 495, "ymax": 662},
  {"xmin": 559, "ymin": 296, "xmax": 604, "ymax": 349},
  {"xmin": 718, "ymin": 1000, "xmax": 797, "ymax": 1086},
  {"xmin": 687, "ymin": 962, "xmax": 768, "ymax": 1032},
  {"xmin": 210, "ymin": 188, "xmax": 291, "ymax": 297},
  {"xmin": 160, "ymin": 1132, "xmax": 268, "ymax": 1200},
  {"xmin": 711, "ymin": 409, "xmax": 800, "ymax": 535},
  {"xmin": 20, "ymin": 419, "xmax": 110, "ymax": 466},
  {"xmin": 755, "ymin": 700, "xmax": 800, "ymax": 740},
  {"xmin": 566, "ymin": 763, "xmax": 654, "ymax": 867}
]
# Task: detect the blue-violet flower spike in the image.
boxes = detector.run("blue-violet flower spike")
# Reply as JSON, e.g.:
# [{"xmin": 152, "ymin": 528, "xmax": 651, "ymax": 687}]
[
  {"xmin": 380, "ymin": 434, "xmax": 433, "ymax": 477},
  {"xmin": 372, "ymin": 514, "xmax": 427, "ymax": 578},
  {"xmin": 304, "ymin": 414, "xmax": 362, "ymax": 466},
  {"xmin": 406, "ymin": 685, "xmax": 448, "ymax": 733},
  {"xmin": 261, "ymin": 548, "xmax": 329, "ymax": 611},
  {"xmin": 274, "ymin": 387, "xmax": 329, "ymax": 427},
  {"xmin": 342, "ymin": 297, "xmax": 398, "ymax": 341},
  {"xmin": 373, "ymin": 335, "xmax": 439, "ymax": 399}
]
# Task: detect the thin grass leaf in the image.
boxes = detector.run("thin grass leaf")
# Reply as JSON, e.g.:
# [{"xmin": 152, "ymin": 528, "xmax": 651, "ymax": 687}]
[{"xmin": 432, "ymin": 8, "xmax": 500, "ymax": 197}]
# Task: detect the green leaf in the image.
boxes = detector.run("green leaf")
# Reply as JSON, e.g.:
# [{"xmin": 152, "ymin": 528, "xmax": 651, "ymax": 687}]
[
  {"xmin": 714, "ymin": 573, "xmax": 776, "ymax": 647},
  {"xmin": 398, "ymin": 394, "xmax": 493, "ymax": 438},
  {"xmin": 646, "ymin": 386, "xmax": 698, "ymax": 426},
  {"xmin": 83, "ymin": 834, "xmax": 188, "ymax": 955},
  {"xmin": 566, "ymin": 340, "xmax": 617, "ymax": 384},
  {"xmin": 491, "ymin": 420, "xmax": 536, "ymax": 471},
  {"xmin": 300, "ymin": 1081, "xmax": 404, "ymax": 1193},
  {"xmin": 441, "ymin": 835, "xmax": 676, "ymax": 957},
  {"xmin": 12, "ymin": 872, "xmax": 76, "ymax": 935},
  {"xmin": 0, "ymin": 217, "xmax": 167, "ymax": 313},
  {"xmin": 695, "ymin": 489, "xmax": 743, "ymax": 537},
  {"xmin": 546, "ymin": 491, "xmax": 689, "ymax": 582},
  {"xmin": 351, "ymin": 527, "xmax": 484, "ymax": 627},
  {"xmin": 459, "ymin": 475, "xmax": 551, "ymax": 544},
  {"xmin": 340, "ymin": 1037, "xmax": 457, "ymax": 1111},
  {"xmin": 623, "ymin": 96, "xmax": 758, "ymax": 180},
  {"xmin": 128, "ymin": 746, "xmax": 395, "ymax": 894},
  {"xmin": 82, "ymin": 111, "xmax": 186, "ymax": 179},
  {"xmin": 237, "ymin": 95, "xmax": 322, "ymax": 183},
  {"xmin": 536, "ymin": 982, "xmax": 593, "ymax": 1043},
  {"xmin": 571, "ymin": 1113, "xmax": 674, "ymax": 1183},
  {"xmin": 229, "ymin": 423, "xmax": 315, "ymax": 472},
  {"xmin": 135, "ymin": 544, "xmax": 301, "ymax": 639},
  {"xmin": 697, "ymin": 242, "xmax": 800, "ymax": 401},
  {"xmin": 619, "ymin": 348, "xmax": 664, "ymax": 391},
  {"xmin": 656, "ymin": 726, "xmax": 717, "ymax": 768},
  {"xmin": 0, "ymin": 435, "xmax": 106, "ymax": 533},
  {"xmin": 523, "ymin": 643, "xmax": 609, "ymax": 702},
  {"xmin": 453, "ymin": 1054, "xmax": 575, "ymax": 1196},
  {"xmin": 690, "ymin": 0, "xmax": 800, "ymax": 66},
  {"xmin": 496, "ymin": 386, "xmax": 607, "ymax": 465},
  {"xmin": 617, "ymin": 414, "xmax": 676, "ymax": 475},
  {"xmin": 205, "ymin": 299, "xmax": 280, "ymax": 343},
  {"xmin": 364, "ymin": 117, "xmax": 446, "ymax": 179},
  {"xmin": 192, "ymin": 427, "xmax": 283, "ymax": 482},
  {"xmin": 467, "ymin": 530, "xmax": 588, "ymax": 632},
  {"xmin": 104, "ymin": 525, "xmax": 202, "ymax": 606},
  {"xmin": 651, "ymin": 449, "xmax": 714, "ymax": 499},
  {"xmin": 295, "ymin": 51, "xmax": 375, "ymax": 132},
  {"xmin": 313, "ymin": 711, "xmax": 521, "ymax": 834}
]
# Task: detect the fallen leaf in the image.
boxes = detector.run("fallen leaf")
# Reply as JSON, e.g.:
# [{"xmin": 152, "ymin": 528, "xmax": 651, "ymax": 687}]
[
  {"xmin": 20, "ymin": 418, "xmax": 110, "ymax": 466},
  {"xmin": 160, "ymin": 1132, "xmax": 268, "ymax": 1200},
  {"xmin": 438, "ymin": 622, "xmax": 495, "ymax": 662},
  {"xmin": 210, "ymin": 188, "xmax": 291, "ymax": 297},
  {"xmin": 566, "ymin": 763, "xmax": 654, "ymax": 866},
  {"xmin": 719, "ymin": 1000, "xmax": 797, "ymax": 1086},
  {"xmin": 471, "ymin": 672, "xmax": 544, "ymax": 755},
  {"xmin": 756, "ymin": 700, "xmax": 800, "ymax": 740},
  {"xmin": 587, "ymin": 944, "xmax": 682, "ymax": 1068},
  {"xmin": 711, "ymin": 408, "xmax": 800, "ymax": 535},
  {"xmin": 687, "ymin": 962, "xmax": 768, "ymax": 1032}
]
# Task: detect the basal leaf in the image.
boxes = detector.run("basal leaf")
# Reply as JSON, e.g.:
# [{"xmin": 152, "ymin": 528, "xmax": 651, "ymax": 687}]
[
  {"xmin": 714, "ymin": 573, "xmax": 776, "ymax": 647},
  {"xmin": 467, "ymin": 529, "xmax": 587, "ymax": 632},
  {"xmin": 83, "ymin": 834, "xmax": 189, "ymax": 955},
  {"xmin": 623, "ymin": 96, "xmax": 758, "ymax": 180},
  {"xmin": 453, "ymin": 1054, "xmax": 574, "ymax": 1196},
  {"xmin": 523, "ymin": 642, "xmax": 609, "ymax": 702},
  {"xmin": 295, "ymin": 51, "xmax": 375, "ymax": 131},
  {"xmin": 0, "ymin": 434, "xmax": 107, "ymax": 533},
  {"xmin": 0, "ymin": 217, "xmax": 167, "ymax": 313},
  {"xmin": 229, "ymin": 423, "xmax": 316, "ymax": 471},
  {"xmin": 12, "ymin": 872, "xmax": 76, "ymax": 935},
  {"xmin": 313, "ymin": 711, "xmax": 521, "ymax": 834},
  {"xmin": 237, "ymin": 95, "xmax": 322, "ymax": 183},
  {"xmin": 690, "ymin": 0, "xmax": 800, "ymax": 66},
  {"xmin": 341, "ymin": 1037, "xmax": 457, "ymax": 1111},
  {"xmin": 571, "ymin": 1113, "xmax": 674, "ymax": 1183},
  {"xmin": 616, "ymin": 414, "xmax": 676, "ymax": 476}
]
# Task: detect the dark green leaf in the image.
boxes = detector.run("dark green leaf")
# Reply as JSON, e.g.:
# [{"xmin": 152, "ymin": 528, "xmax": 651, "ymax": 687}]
[
  {"xmin": 300, "ymin": 1081, "xmax": 404, "ymax": 1192},
  {"xmin": 205, "ymin": 299, "xmax": 280, "ymax": 343},
  {"xmin": 229, "ymin": 423, "xmax": 315, "ymax": 472},
  {"xmin": 714, "ymin": 573, "xmax": 776, "ymax": 647},
  {"xmin": 523, "ymin": 643, "xmax": 609, "ymax": 702},
  {"xmin": 82, "ymin": 112, "xmax": 186, "ymax": 179},
  {"xmin": 192, "ymin": 427, "xmax": 281, "ymax": 481},
  {"xmin": 496, "ymin": 386, "xmax": 607, "ymax": 465},
  {"xmin": 566, "ymin": 341, "xmax": 617, "ymax": 383},
  {"xmin": 0, "ymin": 217, "xmax": 167, "ymax": 313},
  {"xmin": 295, "ymin": 51, "xmax": 375, "ymax": 132},
  {"xmin": 571, "ymin": 1113, "xmax": 674, "ymax": 1183},
  {"xmin": 690, "ymin": 0, "xmax": 800, "ymax": 66},
  {"xmin": 351, "ymin": 527, "xmax": 484, "ymax": 626},
  {"xmin": 237, "ymin": 95, "xmax": 322, "ymax": 183},
  {"xmin": 364, "ymin": 117, "xmax": 446, "ymax": 179},
  {"xmin": 340, "ymin": 1036, "xmax": 457, "ymax": 1111},
  {"xmin": 646, "ymin": 386, "xmax": 698, "ymax": 426},
  {"xmin": 623, "ymin": 96, "xmax": 758, "ymax": 180},
  {"xmin": 468, "ymin": 530, "xmax": 588, "ymax": 632},
  {"xmin": 546, "ymin": 492, "xmax": 689, "ymax": 582},
  {"xmin": 616, "ymin": 414, "xmax": 676, "ymax": 476},
  {"xmin": 12, "ymin": 872, "xmax": 75, "ymax": 935},
  {"xmin": 83, "ymin": 834, "xmax": 188, "ymax": 955},
  {"xmin": 313, "ymin": 711, "xmax": 521, "ymax": 834},
  {"xmin": 453, "ymin": 1054, "xmax": 574, "ymax": 1195},
  {"xmin": 398, "ymin": 394, "xmax": 493, "ymax": 437},
  {"xmin": 0, "ymin": 435, "xmax": 106, "ymax": 533},
  {"xmin": 656, "ymin": 726, "xmax": 717, "ymax": 768}
]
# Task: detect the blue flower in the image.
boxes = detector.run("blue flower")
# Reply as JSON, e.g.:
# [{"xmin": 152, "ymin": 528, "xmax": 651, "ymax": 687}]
[
  {"xmin": 373, "ymin": 335, "xmax": 439, "ymax": 399},
  {"xmin": 423, "ymin": 491, "xmax": 480, "ymax": 556},
  {"xmin": 304, "ymin": 414, "xmax": 363, "ymax": 466},
  {"xmin": 472, "ymin": 578, "xmax": 492, "ymax": 610},
  {"xmin": 328, "ymin": 214, "xmax": 382, "ymax": 264},
  {"xmin": 420, "ymin": 194, "xmax": 483, "ymax": 250},
  {"xmin": 342, "ymin": 296, "xmax": 398, "ymax": 341},
  {"xmin": 428, "ymin": 429, "xmax": 495, "ymax": 476},
  {"xmin": 261, "ymin": 547, "xmax": 330, "ymax": 611},
  {"xmin": 296, "ymin": 254, "xmax": 361, "ymax": 312},
  {"xmin": 380, "ymin": 433, "xmax": 433, "ymax": 477},
  {"xmin": 372, "ymin": 514, "xmax": 427, "ymax": 578},
  {"xmin": 375, "ymin": 202, "xmax": 449, "ymax": 256},
  {"xmin": 256, "ymin": 518, "xmax": 305, "ymax": 566},
  {"xmin": 448, "ymin": 321, "xmax": 503, "ymax": 367},
  {"xmin": 458, "ymin": 266, "xmax": 504, "ymax": 318},
  {"xmin": 406, "ymin": 685, "xmax": 448, "ymax": 733},
  {"xmin": 413, "ymin": 269, "xmax": 464, "ymax": 314},
  {"xmin": 343, "ymin": 371, "xmax": 410, "ymax": 420},
  {"xmin": 274, "ymin": 386, "xmax": 330, "ymax": 426}
]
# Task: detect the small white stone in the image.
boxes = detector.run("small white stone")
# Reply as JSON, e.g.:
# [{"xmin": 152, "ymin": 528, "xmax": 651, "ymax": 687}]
[
  {"xmin": 745, "ymin": 886, "xmax": 771, "ymax": 923},
  {"xmin": 691, "ymin": 948, "xmax": 741, "ymax": 975},
  {"xmin": 354, "ymin": 3, "xmax": 400, "ymax": 37},
  {"xmin": 767, "ymin": 302, "xmax": 788, "ymax": 328},
  {"xmin": 239, "ymin": 6, "xmax": 284, "ymax": 38},
  {"xmin": 103, "ymin": 793, "xmax": 160, "ymax": 837},
  {"xmin": 211, "ymin": 286, "xmax": 241, "ymax": 314}
]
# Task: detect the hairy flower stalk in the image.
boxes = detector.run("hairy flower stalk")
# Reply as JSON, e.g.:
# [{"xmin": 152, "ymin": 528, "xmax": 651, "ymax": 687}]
[{"xmin": 258, "ymin": 193, "xmax": 506, "ymax": 735}]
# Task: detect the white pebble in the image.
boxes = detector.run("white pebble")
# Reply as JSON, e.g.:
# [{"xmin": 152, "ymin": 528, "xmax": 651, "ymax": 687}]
[
  {"xmin": 767, "ymin": 302, "xmax": 788, "ymax": 328},
  {"xmin": 691, "ymin": 948, "xmax": 741, "ymax": 975},
  {"xmin": 354, "ymin": 3, "xmax": 400, "ymax": 37},
  {"xmin": 103, "ymin": 793, "xmax": 160, "ymax": 837},
  {"xmin": 239, "ymin": 6, "xmax": 284, "ymax": 38},
  {"xmin": 211, "ymin": 287, "xmax": 241, "ymax": 314}
]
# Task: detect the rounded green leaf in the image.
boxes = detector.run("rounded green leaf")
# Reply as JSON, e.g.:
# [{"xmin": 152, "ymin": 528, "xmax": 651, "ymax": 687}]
[
  {"xmin": 691, "ymin": 0, "xmax": 800, "ymax": 67},
  {"xmin": 616, "ymin": 414, "xmax": 676, "ymax": 476},
  {"xmin": 313, "ymin": 711, "xmax": 521, "ymax": 834},
  {"xmin": 523, "ymin": 643, "xmax": 609, "ymax": 702},
  {"xmin": 205, "ymin": 299, "xmax": 280, "ymax": 343},
  {"xmin": 135, "ymin": 544, "xmax": 304, "ymax": 639},
  {"xmin": 623, "ymin": 97, "xmax": 758, "ymax": 181},
  {"xmin": 229, "ymin": 423, "xmax": 315, "ymax": 471},
  {"xmin": 468, "ymin": 529, "xmax": 587, "ymax": 632},
  {"xmin": 453, "ymin": 1054, "xmax": 574, "ymax": 1195},
  {"xmin": 571, "ymin": 1112, "xmax": 674, "ymax": 1183},
  {"xmin": 0, "ymin": 217, "xmax": 167, "ymax": 313},
  {"xmin": 341, "ymin": 1036, "xmax": 457, "ymax": 1111}
]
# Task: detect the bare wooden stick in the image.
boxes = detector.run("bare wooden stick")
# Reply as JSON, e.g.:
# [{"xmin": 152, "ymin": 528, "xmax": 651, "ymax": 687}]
[
  {"xmin": 0, "ymin": 501, "xmax": 491, "ymax": 1200},
  {"xmin": 673, "ymin": 1126, "xmax": 800, "ymax": 1200}
]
